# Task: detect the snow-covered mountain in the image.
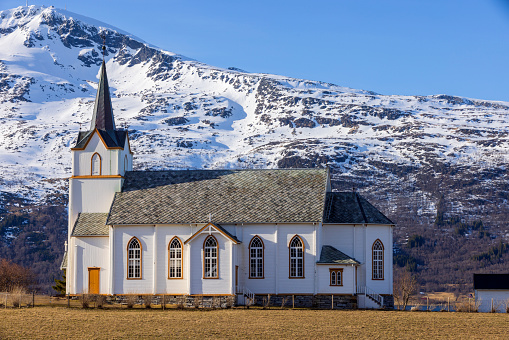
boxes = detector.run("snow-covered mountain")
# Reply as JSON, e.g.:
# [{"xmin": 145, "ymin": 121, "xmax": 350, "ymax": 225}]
[{"xmin": 1, "ymin": 5, "xmax": 508, "ymax": 226}]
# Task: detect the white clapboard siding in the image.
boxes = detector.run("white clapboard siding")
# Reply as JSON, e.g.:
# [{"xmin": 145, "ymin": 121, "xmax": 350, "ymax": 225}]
[
  {"xmin": 74, "ymin": 236, "xmax": 109, "ymax": 294},
  {"xmin": 190, "ymin": 233, "xmax": 232, "ymax": 295}
]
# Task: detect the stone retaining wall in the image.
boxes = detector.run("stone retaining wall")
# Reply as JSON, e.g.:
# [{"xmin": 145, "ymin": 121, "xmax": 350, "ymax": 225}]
[
  {"xmin": 252, "ymin": 294, "xmax": 357, "ymax": 309},
  {"xmin": 381, "ymin": 294, "xmax": 394, "ymax": 309}
]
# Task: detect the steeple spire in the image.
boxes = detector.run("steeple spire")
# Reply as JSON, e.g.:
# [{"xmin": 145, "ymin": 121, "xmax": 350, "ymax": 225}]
[{"xmin": 90, "ymin": 60, "xmax": 116, "ymax": 131}]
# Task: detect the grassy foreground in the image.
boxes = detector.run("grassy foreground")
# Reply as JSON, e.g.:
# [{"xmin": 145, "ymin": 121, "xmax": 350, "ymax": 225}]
[{"xmin": 0, "ymin": 307, "xmax": 508, "ymax": 339}]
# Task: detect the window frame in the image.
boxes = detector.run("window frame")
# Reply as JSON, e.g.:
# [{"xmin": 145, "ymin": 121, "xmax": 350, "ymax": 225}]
[
  {"xmin": 329, "ymin": 268, "xmax": 343, "ymax": 286},
  {"xmin": 91, "ymin": 152, "xmax": 102, "ymax": 176},
  {"xmin": 289, "ymin": 235, "xmax": 305, "ymax": 279},
  {"xmin": 372, "ymin": 239, "xmax": 384, "ymax": 280},
  {"xmin": 168, "ymin": 236, "xmax": 183, "ymax": 279},
  {"xmin": 249, "ymin": 236, "xmax": 265, "ymax": 279},
  {"xmin": 203, "ymin": 235, "xmax": 219, "ymax": 279},
  {"xmin": 126, "ymin": 237, "xmax": 142, "ymax": 280}
]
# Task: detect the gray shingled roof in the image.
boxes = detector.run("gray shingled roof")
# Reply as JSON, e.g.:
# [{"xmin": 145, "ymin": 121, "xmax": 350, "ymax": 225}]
[
  {"xmin": 317, "ymin": 245, "xmax": 360, "ymax": 265},
  {"xmin": 323, "ymin": 192, "xmax": 393, "ymax": 224},
  {"xmin": 60, "ymin": 251, "xmax": 68, "ymax": 270},
  {"xmin": 107, "ymin": 169, "xmax": 328, "ymax": 225},
  {"xmin": 71, "ymin": 213, "xmax": 109, "ymax": 236}
]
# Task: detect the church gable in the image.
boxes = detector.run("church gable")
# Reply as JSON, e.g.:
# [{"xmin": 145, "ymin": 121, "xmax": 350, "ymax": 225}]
[
  {"xmin": 72, "ymin": 128, "xmax": 127, "ymax": 151},
  {"xmin": 184, "ymin": 223, "xmax": 240, "ymax": 245}
]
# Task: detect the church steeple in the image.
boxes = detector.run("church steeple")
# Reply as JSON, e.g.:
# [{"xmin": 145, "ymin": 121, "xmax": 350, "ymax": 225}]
[
  {"xmin": 72, "ymin": 60, "xmax": 128, "ymax": 150},
  {"xmin": 90, "ymin": 60, "xmax": 116, "ymax": 131}
]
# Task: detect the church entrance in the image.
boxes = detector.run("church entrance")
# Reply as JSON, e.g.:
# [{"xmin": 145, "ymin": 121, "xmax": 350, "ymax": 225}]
[{"xmin": 88, "ymin": 268, "xmax": 100, "ymax": 294}]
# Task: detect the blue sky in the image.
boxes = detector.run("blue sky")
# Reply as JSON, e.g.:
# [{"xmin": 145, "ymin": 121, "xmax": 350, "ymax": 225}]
[{"xmin": 3, "ymin": 0, "xmax": 509, "ymax": 101}]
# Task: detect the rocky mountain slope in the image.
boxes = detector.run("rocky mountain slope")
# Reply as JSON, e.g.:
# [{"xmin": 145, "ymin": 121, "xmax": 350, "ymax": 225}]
[{"xmin": 0, "ymin": 5, "xmax": 508, "ymax": 292}]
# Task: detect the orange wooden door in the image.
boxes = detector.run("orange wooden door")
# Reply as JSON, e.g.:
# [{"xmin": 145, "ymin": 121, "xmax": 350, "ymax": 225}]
[{"xmin": 88, "ymin": 268, "xmax": 100, "ymax": 294}]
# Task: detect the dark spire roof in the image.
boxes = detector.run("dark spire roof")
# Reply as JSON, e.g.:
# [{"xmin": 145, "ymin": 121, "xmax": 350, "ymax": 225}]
[
  {"xmin": 90, "ymin": 60, "xmax": 116, "ymax": 131},
  {"xmin": 72, "ymin": 61, "xmax": 127, "ymax": 150}
]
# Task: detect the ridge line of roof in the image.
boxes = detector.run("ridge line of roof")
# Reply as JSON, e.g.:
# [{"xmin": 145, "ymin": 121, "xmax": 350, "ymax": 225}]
[
  {"xmin": 124, "ymin": 168, "xmax": 327, "ymax": 173},
  {"xmin": 355, "ymin": 193, "xmax": 368, "ymax": 223},
  {"xmin": 357, "ymin": 194, "xmax": 395, "ymax": 225}
]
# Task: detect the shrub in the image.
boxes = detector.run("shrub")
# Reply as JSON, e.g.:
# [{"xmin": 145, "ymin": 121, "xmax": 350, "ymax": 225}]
[
  {"xmin": 95, "ymin": 295, "xmax": 107, "ymax": 309},
  {"xmin": 176, "ymin": 295, "xmax": 185, "ymax": 309},
  {"xmin": 80, "ymin": 294, "xmax": 92, "ymax": 308},
  {"xmin": 281, "ymin": 296, "xmax": 290, "ymax": 309},
  {"xmin": 410, "ymin": 304, "xmax": 421, "ymax": 312},
  {"xmin": 125, "ymin": 295, "xmax": 138, "ymax": 309},
  {"xmin": 193, "ymin": 296, "xmax": 202, "ymax": 308},
  {"xmin": 504, "ymin": 299, "xmax": 509, "ymax": 313},
  {"xmin": 456, "ymin": 298, "xmax": 480, "ymax": 312},
  {"xmin": 262, "ymin": 294, "xmax": 271, "ymax": 309},
  {"xmin": 9, "ymin": 286, "xmax": 27, "ymax": 308},
  {"xmin": 141, "ymin": 295, "xmax": 152, "ymax": 309}
]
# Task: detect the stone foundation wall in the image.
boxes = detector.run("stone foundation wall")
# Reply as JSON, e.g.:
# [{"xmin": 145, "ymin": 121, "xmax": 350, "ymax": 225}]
[
  {"xmin": 252, "ymin": 294, "xmax": 357, "ymax": 309},
  {"xmin": 381, "ymin": 294, "xmax": 394, "ymax": 309},
  {"xmin": 180, "ymin": 295, "xmax": 236, "ymax": 308},
  {"xmin": 115, "ymin": 295, "xmax": 236, "ymax": 308}
]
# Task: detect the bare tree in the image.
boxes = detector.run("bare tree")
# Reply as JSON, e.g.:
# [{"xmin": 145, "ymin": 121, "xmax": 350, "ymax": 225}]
[
  {"xmin": 393, "ymin": 269, "xmax": 417, "ymax": 310},
  {"xmin": 0, "ymin": 258, "xmax": 35, "ymax": 292}
]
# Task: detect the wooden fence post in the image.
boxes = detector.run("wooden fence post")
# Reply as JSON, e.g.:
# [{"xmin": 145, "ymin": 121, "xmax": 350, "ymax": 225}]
[
  {"xmin": 32, "ymin": 291, "xmax": 35, "ymax": 308},
  {"xmin": 331, "ymin": 295, "xmax": 334, "ymax": 310},
  {"xmin": 162, "ymin": 295, "xmax": 165, "ymax": 310},
  {"xmin": 292, "ymin": 295, "xmax": 294, "ymax": 309},
  {"xmin": 447, "ymin": 297, "xmax": 450, "ymax": 312}
]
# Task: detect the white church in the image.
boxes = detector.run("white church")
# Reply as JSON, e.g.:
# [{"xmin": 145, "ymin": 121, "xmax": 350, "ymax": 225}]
[{"xmin": 61, "ymin": 61, "xmax": 395, "ymax": 309}]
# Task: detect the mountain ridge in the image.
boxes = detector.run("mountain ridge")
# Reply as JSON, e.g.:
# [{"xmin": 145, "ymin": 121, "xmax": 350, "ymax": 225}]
[{"xmin": 0, "ymin": 5, "xmax": 508, "ymax": 292}]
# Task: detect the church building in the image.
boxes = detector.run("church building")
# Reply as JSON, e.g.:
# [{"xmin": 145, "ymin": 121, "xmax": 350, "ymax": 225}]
[{"xmin": 61, "ymin": 61, "xmax": 395, "ymax": 309}]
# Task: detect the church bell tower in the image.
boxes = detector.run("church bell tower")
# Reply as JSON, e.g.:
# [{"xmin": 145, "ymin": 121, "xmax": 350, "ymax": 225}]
[{"xmin": 68, "ymin": 60, "xmax": 133, "ymax": 236}]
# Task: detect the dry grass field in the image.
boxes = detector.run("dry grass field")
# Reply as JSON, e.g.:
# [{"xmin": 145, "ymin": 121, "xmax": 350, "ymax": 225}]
[{"xmin": 0, "ymin": 307, "xmax": 508, "ymax": 339}]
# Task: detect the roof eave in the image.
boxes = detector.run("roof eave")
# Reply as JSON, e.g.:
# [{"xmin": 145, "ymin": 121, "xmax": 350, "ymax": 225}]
[{"xmin": 316, "ymin": 262, "xmax": 360, "ymax": 266}]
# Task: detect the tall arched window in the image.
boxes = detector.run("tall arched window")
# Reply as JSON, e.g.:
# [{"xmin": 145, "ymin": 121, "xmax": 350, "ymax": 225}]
[
  {"xmin": 168, "ymin": 237, "xmax": 182, "ymax": 279},
  {"xmin": 249, "ymin": 236, "xmax": 264, "ymax": 278},
  {"xmin": 124, "ymin": 155, "xmax": 128, "ymax": 172},
  {"xmin": 204, "ymin": 236, "xmax": 218, "ymax": 278},
  {"xmin": 127, "ymin": 237, "xmax": 141, "ymax": 279},
  {"xmin": 372, "ymin": 239, "xmax": 384, "ymax": 280},
  {"xmin": 289, "ymin": 235, "xmax": 304, "ymax": 278},
  {"xmin": 91, "ymin": 152, "xmax": 101, "ymax": 176}
]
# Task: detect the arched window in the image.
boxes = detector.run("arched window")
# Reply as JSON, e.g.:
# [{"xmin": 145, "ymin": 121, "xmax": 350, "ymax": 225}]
[
  {"xmin": 204, "ymin": 236, "xmax": 218, "ymax": 278},
  {"xmin": 168, "ymin": 237, "xmax": 182, "ymax": 279},
  {"xmin": 289, "ymin": 235, "xmax": 304, "ymax": 278},
  {"xmin": 91, "ymin": 152, "xmax": 101, "ymax": 176},
  {"xmin": 330, "ymin": 268, "xmax": 343, "ymax": 286},
  {"xmin": 249, "ymin": 236, "xmax": 264, "ymax": 278},
  {"xmin": 127, "ymin": 237, "xmax": 141, "ymax": 279},
  {"xmin": 124, "ymin": 155, "xmax": 128, "ymax": 172},
  {"xmin": 372, "ymin": 239, "xmax": 384, "ymax": 280}
]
